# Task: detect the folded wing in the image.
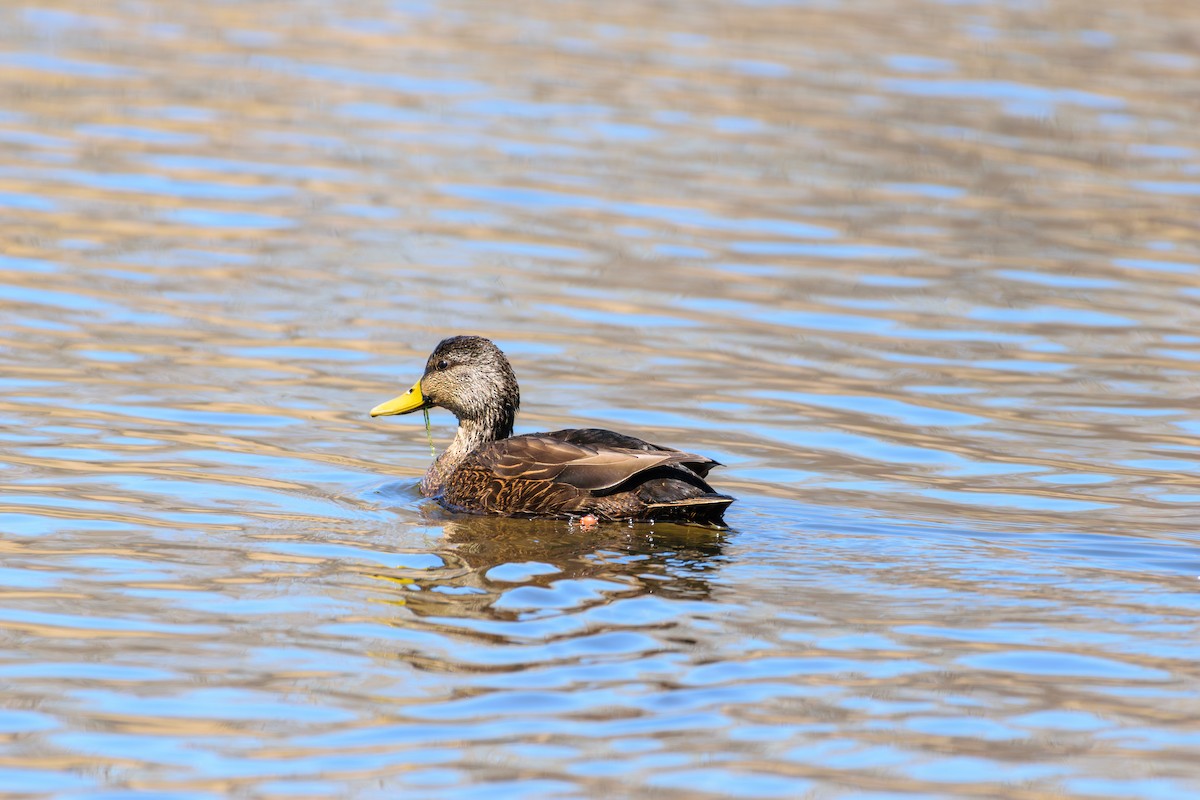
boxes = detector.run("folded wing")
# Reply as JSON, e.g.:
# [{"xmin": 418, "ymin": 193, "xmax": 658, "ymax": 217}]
[{"xmin": 439, "ymin": 429, "xmax": 732, "ymax": 524}]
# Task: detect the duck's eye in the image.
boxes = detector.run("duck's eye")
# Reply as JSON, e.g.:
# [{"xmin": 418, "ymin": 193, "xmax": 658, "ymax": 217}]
[{"xmin": 436, "ymin": 359, "xmax": 449, "ymax": 371}]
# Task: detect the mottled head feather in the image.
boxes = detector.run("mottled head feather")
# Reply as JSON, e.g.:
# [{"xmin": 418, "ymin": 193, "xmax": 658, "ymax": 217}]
[{"xmin": 419, "ymin": 336, "xmax": 520, "ymax": 436}]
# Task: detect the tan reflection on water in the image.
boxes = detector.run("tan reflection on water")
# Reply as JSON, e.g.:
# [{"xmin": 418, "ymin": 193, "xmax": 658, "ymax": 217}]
[{"xmin": 1, "ymin": 0, "xmax": 1200, "ymax": 796}]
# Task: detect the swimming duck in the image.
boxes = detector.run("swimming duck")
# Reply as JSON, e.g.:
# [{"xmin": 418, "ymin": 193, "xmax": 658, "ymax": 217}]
[{"xmin": 370, "ymin": 336, "xmax": 734, "ymax": 526}]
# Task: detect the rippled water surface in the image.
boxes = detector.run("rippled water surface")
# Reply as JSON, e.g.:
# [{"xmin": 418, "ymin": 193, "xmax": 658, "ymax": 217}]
[{"xmin": 2, "ymin": 0, "xmax": 1200, "ymax": 796}]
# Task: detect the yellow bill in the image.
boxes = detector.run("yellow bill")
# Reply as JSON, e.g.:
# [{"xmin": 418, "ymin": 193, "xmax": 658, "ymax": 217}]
[{"xmin": 370, "ymin": 380, "xmax": 428, "ymax": 417}]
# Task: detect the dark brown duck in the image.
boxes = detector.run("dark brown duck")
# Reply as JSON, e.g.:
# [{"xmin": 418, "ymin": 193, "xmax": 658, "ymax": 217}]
[{"xmin": 370, "ymin": 336, "xmax": 735, "ymax": 526}]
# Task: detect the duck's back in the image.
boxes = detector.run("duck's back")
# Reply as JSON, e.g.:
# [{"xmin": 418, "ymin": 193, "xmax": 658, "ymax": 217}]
[{"xmin": 438, "ymin": 428, "xmax": 733, "ymax": 525}]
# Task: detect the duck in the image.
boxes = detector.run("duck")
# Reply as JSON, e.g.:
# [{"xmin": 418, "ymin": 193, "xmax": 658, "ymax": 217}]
[{"xmin": 369, "ymin": 336, "xmax": 734, "ymax": 526}]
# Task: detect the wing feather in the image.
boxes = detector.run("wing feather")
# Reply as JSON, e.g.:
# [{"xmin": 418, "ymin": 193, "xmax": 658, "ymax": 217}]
[
  {"xmin": 545, "ymin": 428, "xmax": 721, "ymax": 478},
  {"xmin": 473, "ymin": 433, "xmax": 686, "ymax": 492}
]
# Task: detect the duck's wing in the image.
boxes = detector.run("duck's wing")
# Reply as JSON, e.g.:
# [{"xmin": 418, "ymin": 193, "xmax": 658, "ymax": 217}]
[
  {"xmin": 541, "ymin": 428, "xmax": 722, "ymax": 478},
  {"xmin": 478, "ymin": 432, "xmax": 697, "ymax": 492}
]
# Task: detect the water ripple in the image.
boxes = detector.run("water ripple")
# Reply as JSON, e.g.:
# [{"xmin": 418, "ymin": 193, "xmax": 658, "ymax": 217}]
[{"xmin": 0, "ymin": 0, "xmax": 1199, "ymax": 796}]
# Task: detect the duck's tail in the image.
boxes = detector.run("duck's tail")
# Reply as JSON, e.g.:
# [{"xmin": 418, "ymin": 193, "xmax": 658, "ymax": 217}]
[{"xmin": 644, "ymin": 494, "xmax": 735, "ymax": 528}]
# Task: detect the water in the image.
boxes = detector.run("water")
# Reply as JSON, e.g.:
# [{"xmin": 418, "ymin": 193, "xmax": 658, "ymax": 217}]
[{"xmin": 2, "ymin": 0, "xmax": 1199, "ymax": 796}]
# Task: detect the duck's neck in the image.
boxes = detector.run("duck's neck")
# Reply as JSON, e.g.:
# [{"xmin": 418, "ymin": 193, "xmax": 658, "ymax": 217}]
[{"xmin": 420, "ymin": 406, "xmax": 515, "ymax": 497}]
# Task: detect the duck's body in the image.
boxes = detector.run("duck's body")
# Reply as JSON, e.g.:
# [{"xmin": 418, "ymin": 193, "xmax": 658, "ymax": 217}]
[
  {"xmin": 437, "ymin": 428, "xmax": 730, "ymax": 523},
  {"xmin": 371, "ymin": 336, "xmax": 734, "ymax": 526}
]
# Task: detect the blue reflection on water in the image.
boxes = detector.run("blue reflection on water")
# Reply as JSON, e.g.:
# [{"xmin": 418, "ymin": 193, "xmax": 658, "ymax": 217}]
[
  {"xmin": 0, "ymin": 608, "xmax": 221, "ymax": 635},
  {"xmin": 1113, "ymin": 257, "xmax": 1197, "ymax": 274},
  {"xmin": 886, "ymin": 54, "xmax": 955, "ymax": 73},
  {"xmin": 0, "ymin": 769, "xmax": 89, "ymax": 793},
  {"xmin": 648, "ymin": 767, "xmax": 806, "ymax": 798},
  {"xmin": 959, "ymin": 651, "xmax": 1170, "ymax": 681},
  {"xmin": 0, "ymin": 191, "xmax": 55, "ymax": 211},
  {"xmin": 995, "ymin": 269, "xmax": 1120, "ymax": 288},
  {"xmin": 885, "ymin": 182, "xmax": 964, "ymax": 198},
  {"xmin": 881, "ymin": 77, "xmax": 1124, "ymax": 114},
  {"xmin": 3, "ymin": 284, "xmax": 121, "ymax": 312},
  {"xmin": 920, "ymin": 488, "xmax": 1111, "ymax": 512},
  {"xmin": 730, "ymin": 241, "xmax": 921, "ymax": 259},
  {"xmin": 0, "ymin": 254, "xmax": 58, "ymax": 272},
  {"xmin": 904, "ymin": 757, "xmax": 1065, "ymax": 784},
  {"xmin": 44, "ymin": 169, "xmax": 293, "ymax": 201},
  {"xmin": 252, "ymin": 55, "xmax": 481, "ymax": 95},
  {"xmin": 143, "ymin": 153, "xmax": 353, "ymax": 181},
  {"xmin": 1131, "ymin": 181, "xmax": 1200, "ymax": 196},
  {"xmin": 0, "ymin": 51, "xmax": 136, "ymax": 78},
  {"xmin": 163, "ymin": 208, "xmax": 295, "ymax": 229}
]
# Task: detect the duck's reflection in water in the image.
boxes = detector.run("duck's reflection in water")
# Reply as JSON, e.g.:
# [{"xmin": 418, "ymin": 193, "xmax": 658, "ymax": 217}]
[{"xmin": 361, "ymin": 506, "xmax": 727, "ymax": 622}]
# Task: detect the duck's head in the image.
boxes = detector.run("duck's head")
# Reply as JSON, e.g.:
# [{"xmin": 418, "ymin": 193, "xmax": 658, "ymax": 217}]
[{"xmin": 370, "ymin": 336, "xmax": 520, "ymax": 433}]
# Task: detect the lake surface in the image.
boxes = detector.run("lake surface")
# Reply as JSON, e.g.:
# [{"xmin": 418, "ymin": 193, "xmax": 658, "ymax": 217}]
[{"xmin": 2, "ymin": 0, "xmax": 1199, "ymax": 797}]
